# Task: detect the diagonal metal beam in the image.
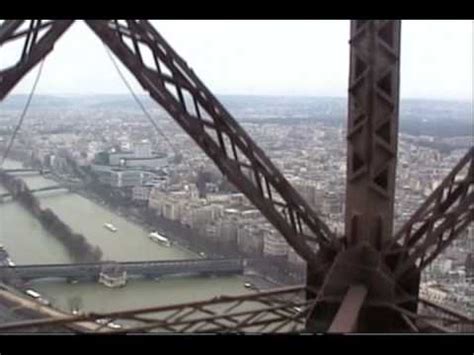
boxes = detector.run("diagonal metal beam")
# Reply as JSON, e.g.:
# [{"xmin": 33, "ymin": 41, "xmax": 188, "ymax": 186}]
[
  {"xmin": 83, "ymin": 19, "xmax": 340, "ymax": 268},
  {"xmin": 419, "ymin": 298, "xmax": 474, "ymax": 325},
  {"xmin": 345, "ymin": 20, "xmax": 402, "ymax": 248},
  {"xmin": 0, "ymin": 285, "xmax": 306, "ymax": 332},
  {"xmin": 387, "ymin": 147, "xmax": 473, "ymax": 251},
  {"xmin": 0, "ymin": 20, "xmax": 74, "ymax": 100},
  {"xmin": 387, "ymin": 147, "xmax": 473, "ymax": 278},
  {"xmin": 327, "ymin": 284, "xmax": 368, "ymax": 333},
  {"xmin": 389, "ymin": 303, "xmax": 455, "ymax": 333},
  {"xmin": 0, "ymin": 20, "xmax": 23, "ymax": 43},
  {"xmin": 0, "ymin": 21, "xmax": 57, "ymax": 44},
  {"xmin": 400, "ymin": 313, "xmax": 420, "ymax": 332},
  {"xmin": 395, "ymin": 191, "xmax": 473, "ymax": 278}
]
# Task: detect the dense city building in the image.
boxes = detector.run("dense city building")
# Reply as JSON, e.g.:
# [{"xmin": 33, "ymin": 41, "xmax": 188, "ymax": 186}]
[{"xmin": 0, "ymin": 94, "xmax": 472, "ymax": 318}]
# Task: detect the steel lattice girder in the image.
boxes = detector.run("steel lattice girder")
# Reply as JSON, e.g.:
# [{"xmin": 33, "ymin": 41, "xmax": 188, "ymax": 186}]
[
  {"xmin": 385, "ymin": 147, "xmax": 474, "ymax": 280},
  {"xmin": 83, "ymin": 20, "xmax": 341, "ymax": 263},
  {"xmin": 0, "ymin": 19, "xmax": 342, "ymax": 267},
  {"xmin": 0, "ymin": 286, "xmax": 310, "ymax": 333},
  {"xmin": 0, "ymin": 20, "xmax": 74, "ymax": 100},
  {"xmin": 345, "ymin": 20, "xmax": 401, "ymax": 248},
  {"xmin": 304, "ymin": 20, "xmax": 405, "ymax": 333},
  {"xmin": 327, "ymin": 284, "xmax": 368, "ymax": 332},
  {"xmin": 0, "ymin": 284, "xmax": 471, "ymax": 333},
  {"xmin": 389, "ymin": 298, "xmax": 474, "ymax": 333}
]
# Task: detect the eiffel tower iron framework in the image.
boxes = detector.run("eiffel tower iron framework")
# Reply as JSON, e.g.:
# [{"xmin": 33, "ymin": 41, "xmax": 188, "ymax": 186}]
[{"xmin": 0, "ymin": 19, "xmax": 472, "ymax": 333}]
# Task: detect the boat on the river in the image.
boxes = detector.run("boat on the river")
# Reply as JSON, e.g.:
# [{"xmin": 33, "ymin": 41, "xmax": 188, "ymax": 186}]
[
  {"xmin": 149, "ymin": 231, "xmax": 171, "ymax": 247},
  {"xmin": 25, "ymin": 288, "xmax": 50, "ymax": 305},
  {"xmin": 25, "ymin": 289, "xmax": 41, "ymax": 299},
  {"xmin": 104, "ymin": 223, "xmax": 118, "ymax": 232}
]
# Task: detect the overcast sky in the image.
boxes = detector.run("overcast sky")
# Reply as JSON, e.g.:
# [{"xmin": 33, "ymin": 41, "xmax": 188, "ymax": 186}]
[{"xmin": 1, "ymin": 20, "xmax": 472, "ymax": 101}]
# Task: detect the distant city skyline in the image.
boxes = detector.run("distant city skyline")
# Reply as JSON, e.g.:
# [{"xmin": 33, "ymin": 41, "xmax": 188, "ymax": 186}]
[{"xmin": 0, "ymin": 20, "xmax": 472, "ymax": 101}]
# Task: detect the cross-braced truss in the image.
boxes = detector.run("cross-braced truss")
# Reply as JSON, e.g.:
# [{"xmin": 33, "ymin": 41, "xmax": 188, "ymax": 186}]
[
  {"xmin": 0, "ymin": 285, "xmax": 471, "ymax": 333},
  {"xmin": 345, "ymin": 20, "xmax": 401, "ymax": 248},
  {"xmin": 0, "ymin": 20, "xmax": 74, "ymax": 99},
  {"xmin": 385, "ymin": 147, "xmax": 473, "ymax": 281},
  {"xmin": 0, "ymin": 20, "xmax": 341, "ymax": 270}
]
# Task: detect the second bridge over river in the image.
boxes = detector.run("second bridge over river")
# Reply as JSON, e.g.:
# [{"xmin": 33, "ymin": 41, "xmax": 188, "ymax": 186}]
[
  {"xmin": 0, "ymin": 258, "xmax": 245, "ymax": 282},
  {"xmin": 0, "ymin": 185, "xmax": 69, "ymax": 200}
]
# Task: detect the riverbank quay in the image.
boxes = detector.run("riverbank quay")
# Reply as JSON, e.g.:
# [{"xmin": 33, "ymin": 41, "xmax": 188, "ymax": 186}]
[
  {"xmin": 2, "ymin": 156, "xmax": 304, "ymax": 287},
  {"xmin": 75, "ymin": 184, "xmax": 304, "ymax": 286}
]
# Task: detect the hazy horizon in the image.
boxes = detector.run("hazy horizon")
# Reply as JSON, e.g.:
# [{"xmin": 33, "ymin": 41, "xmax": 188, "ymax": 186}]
[
  {"xmin": 3, "ymin": 92, "xmax": 472, "ymax": 104},
  {"xmin": 0, "ymin": 20, "xmax": 472, "ymax": 101}
]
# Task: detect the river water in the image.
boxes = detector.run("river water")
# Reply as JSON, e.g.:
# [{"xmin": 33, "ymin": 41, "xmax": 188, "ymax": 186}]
[{"xmin": 0, "ymin": 159, "xmax": 257, "ymax": 316}]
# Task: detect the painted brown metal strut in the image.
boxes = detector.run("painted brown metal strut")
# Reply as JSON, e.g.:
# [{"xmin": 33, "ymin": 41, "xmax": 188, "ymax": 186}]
[
  {"xmin": 0, "ymin": 19, "xmax": 472, "ymax": 333},
  {"xmin": 0, "ymin": 284, "xmax": 471, "ymax": 333},
  {"xmin": 0, "ymin": 20, "xmax": 340, "ymax": 269},
  {"xmin": 305, "ymin": 20, "xmax": 406, "ymax": 332},
  {"xmin": 345, "ymin": 20, "xmax": 401, "ymax": 248}
]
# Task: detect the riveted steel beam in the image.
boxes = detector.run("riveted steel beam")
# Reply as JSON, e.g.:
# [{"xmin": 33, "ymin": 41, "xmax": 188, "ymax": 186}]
[
  {"xmin": 84, "ymin": 19, "xmax": 340, "ymax": 269},
  {"xmin": 0, "ymin": 20, "xmax": 74, "ymax": 100},
  {"xmin": 345, "ymin": 20, "xmax": 401, "ymax": 248},
  {"xmin": 328, "ymin": 284, "xmax": 367, "ymax": 332}
]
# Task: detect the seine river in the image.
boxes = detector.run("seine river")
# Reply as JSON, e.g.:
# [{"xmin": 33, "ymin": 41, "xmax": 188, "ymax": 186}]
[{"xmin": 0, "ymin": 159, "xmax": 256, "ymax": 316}]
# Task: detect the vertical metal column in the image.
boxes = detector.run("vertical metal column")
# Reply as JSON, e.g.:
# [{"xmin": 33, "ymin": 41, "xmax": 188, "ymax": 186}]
[{"xmin": 345, "ymin": 20, "xmax": 402, "ymax": 248}]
